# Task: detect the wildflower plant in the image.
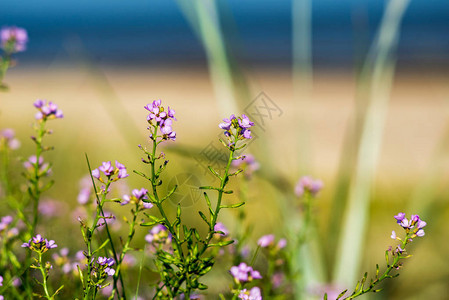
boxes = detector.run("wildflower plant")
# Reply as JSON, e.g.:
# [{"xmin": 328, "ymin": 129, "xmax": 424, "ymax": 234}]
[
  {"xmin": 134, "ymin": 104, "xmax": 255, "ymax": 298},
  {"xmin": 0, "ymin": 26, "xmax": 28, "ymax": 90},
  {"xmin": 327, "ymin": 213, "xmax": 427, "ymax": 300},
  {"xmin": 21, "ymin": 234, "xmax": 63, "ymax": 299},
  {"xmin": 0, "ymin": 24, "xmax": 432, "ymax": 300}
]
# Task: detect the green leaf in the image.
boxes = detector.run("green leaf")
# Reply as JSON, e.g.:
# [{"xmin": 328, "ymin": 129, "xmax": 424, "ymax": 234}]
[
  {"xmin": 336, "ymin": 289, "xmax": 348, "ymax": 300},
  {"xmin": 208, "ymin": 166, "xmax": 221, "ymax": 179},
  {"xmin": 208, "ymin": 240, "xmax": 234, "ymax": 247},
  {"xmin": 133, "ymin": 169, "xmax": 150, "ymax": 180},
  {"xmin": 199, "ymin": 186, "xmax": 219, "ymax": 191},
  {"xmin": 203, "ymin": 192, "xmax": 211, "ymax": 207},
  {"xmin": 77, "ymin": 265, "xmax": 85, "ymax": 289},
  {"xmin": 92, "ymin": 239, "xmax": 110, "ymax": 255},
  {"xmin": 220, "ymin": 202, "xmax": 245, "ymax": 209},
  {"xmin": 198, "ymin": 211, "xmax": 210, "ymax": 226},
  {"xmin": 162, "ymin": 185, "xmax": 178, "ymax": 202}
]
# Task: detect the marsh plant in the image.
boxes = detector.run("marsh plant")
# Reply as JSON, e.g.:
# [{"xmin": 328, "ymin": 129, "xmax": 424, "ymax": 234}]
[{"xmin": 0, "ymin": 26, "xmax": 427, "ymax": 300}]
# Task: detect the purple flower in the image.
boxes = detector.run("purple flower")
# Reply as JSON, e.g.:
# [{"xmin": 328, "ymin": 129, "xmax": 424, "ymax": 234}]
[
  {"xmin": 242, "ymin": 129, "xmax": 252, "ymax": 139},
  {"xmin": 33, "ymin": 100, "xmax": 63, "ymax": 120},
  {"xmin": 97, "ymin": 256, "xmax": 115, "ymax": 267},
  {"xmin": 390, "ymin": 230, "xmax": 397, "ymax": 240},
  {"xmin": 214, "ymin": 222, "xmax": 229, "ymax": 236},
  {"xmin": 238, "ymin": 114, "xmax": 255, "ymax": 129},
  {"xmin": 394, "ymin": 212, "xmax": 406, "ymax": 223},
  {"xmin": 219, "ymin": 117, "xmax": 233, "ymax": 130},
  {"xmin": 230, "ymin": 262, "xmax": 262, "ymax": 283},
  {"xmin": 277, "ymin": 238, "xmax": 287, "ymax": 249},
  {"xmin": 92, "ymin": 161, "xmax": 129, "ymax": 182},
  {"xmin": 38, "ymin": 199, "xmax": 66, "ymax": 217},
  {"xmin": 238, "ymin": 287, "xmax": 262, "ymax": 300},
  {"xmin": 122, "ymin": 188, "xmax": 153, "ymax": 209},
  {"xmin": 295, "ymin": 176, "xmax": 323, "ymax": 197},
  {"xmin": 232, "ymin": 154, "xmax": 260, "ymax": 178},
  {"xmin": 0, "ymin": 128, "xmax": 21, "ymax": 150},
  {"xmin": 145, "ymin": 224, "xmax": 171, "ymax": 244},
  {"xmin": 145, "ymin": 101, "xmax": 177, "ymax": 141},
  {"xmin": 77, "ymin": 187, "xmax": 91, "ymax": 205},
  {"xmin": 1, "ymin": 26, "xmax": 28, "ymax": 53},
  {"xmin": 167, "ymin": 106, "xmax": 176, "ymax": 120},
  {"xmin": 124, "ymin": 188, "xmax": 145, "ymax": 201},
  {"xmin": 0, "ymin": 275, "xmax": 3, "ymax": 286},
  {"xmin": 23, "ymin": 155, "xmax": 51, "ymax": 176},
  {"xmin": 99, "ymin": 161, "xmax": 114, "ymax": 176},
  {"xmin": 258, "ymin": 234, "xmax": 275, "ymax": 248},
  {"xmin": 219, "ymin": 114, "xmax": 254, "ymax": 141},
  {"xmin": 400, "ymin": 218, "xmax": 411, "ymax": 229},
  {"xmin": 91, "ymin": 169, "xmax": 100, "ymax": 179},
  {"xmin": 22, "ymin": 234, "xmax": 57, "ymax": 253},
  {"xmin": 97, "ymin": 257, "xmax": 115, "ymax": 276},
  {"xmin": 142, "ymin": 202, "xmax": 154, "ymax": 209}
]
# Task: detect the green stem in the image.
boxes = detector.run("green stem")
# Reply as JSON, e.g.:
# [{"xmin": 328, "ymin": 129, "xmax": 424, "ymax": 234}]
[
  {"xmin": 31, "ymin": 120, "xmax": 46, "ymax": 235},
  {"xmin": 38, "ymin": 252, "xmax": 53, "ymax": 300},
  {"xmin": 344, "ymin": 235, "xmax": 410, "ymax": 299}
]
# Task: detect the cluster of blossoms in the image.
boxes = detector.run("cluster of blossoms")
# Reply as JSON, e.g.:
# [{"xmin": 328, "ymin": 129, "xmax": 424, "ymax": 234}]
[
  {"xmin": 21, "ymin": 234, "xmax": 57, "ymax": 253},
  {"xmin": 0, "ymin": 128, "xmax": 20, "ymax": 150},
  {"xmin": 0, "ymin": 216, "xmax": 13, "ymax": 232},
  {"xmin": 0, "ymin": 215, "xmax": 18, "ymax": 239},
  {"xmin": 145, "ymin": 224, "xmax": 172, "ymax": 245},
  {"xmin": 1, "ymin": 26, "xmax": 28, "ymax": 53},
  {"xmin": 92, "ymin": 161, "xmax": 129, "ymax": 183},
  {"xmin": 238, "ymin": 287, "xmax": 262, "ymax": 300},
  {"xmin": 257, "ymin": 234, "xmax": 287, "ymax": 250},
  {"xmin": 219, "ymin": 114, "xmax": 255, "ymax": 141},
  {"xmin": 230, "ymin": 262, "xmax": 262, "ymax": 284},
  {"xmin": 52, "ymin": 248, "xmax": 74, "ymax": 274},
  {"xmin": 231, "ymin": 154, "xmax": 260, "ymax": 178},
  {"xmin": 33, "ymin": 99, "xmax": 64, "ymax": 121},
  {"xmin": 145, "ymin": 99, "xmax": 176, "ymax": 141},
  {"xmin": 392, "ymin": 213, "xmax": 426, "ymax": 239},
  {"xmin": 121, "ymin": 188, "xmax": 153, "ymax": 209},
  {"xmin": 294, "ymin": 175, "xmax": 323, "ymax": 198},
  {"xmin": 96, "ymin": 257, "xmax": 116, "ymax": 277},
  {"xmin": 23, "ymin": 155, "xmax": 51, "ymax": 176}
]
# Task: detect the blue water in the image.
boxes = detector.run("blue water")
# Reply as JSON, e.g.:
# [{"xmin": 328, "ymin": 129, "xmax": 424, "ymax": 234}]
[{"xmin": 1, "ymin": 0, "xmax": 448, "ymax": 68}]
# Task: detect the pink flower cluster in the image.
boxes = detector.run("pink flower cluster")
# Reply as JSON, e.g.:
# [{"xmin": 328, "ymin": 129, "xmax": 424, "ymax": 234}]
[
  {"xmin": 1, "ymin": 26, "xmax": 28, "ymax": 53},
  {"xmin": 144, "ymin": 100, "xmax": 176, "ymax": 141}
]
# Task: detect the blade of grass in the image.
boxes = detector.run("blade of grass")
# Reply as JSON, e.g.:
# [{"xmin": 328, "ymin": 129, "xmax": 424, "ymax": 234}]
[
  {"xmin": 333, "ymin": 0, "xmax": 411, "ymax": 288},
  {"xmin": 291, "ymin": 0, "xmax": 326, "ymax": 298}
]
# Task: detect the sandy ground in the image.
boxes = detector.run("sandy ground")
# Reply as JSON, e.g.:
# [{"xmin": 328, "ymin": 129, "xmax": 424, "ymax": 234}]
[{"xmin": 1, "ymin": 65, "xmax": 448, "ymax": 183}]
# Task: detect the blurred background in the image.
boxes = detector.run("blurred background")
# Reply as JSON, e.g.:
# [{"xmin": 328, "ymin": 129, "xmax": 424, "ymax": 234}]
[{"xmin": 1, "ymin": 0, "xmax": 449, "ymax": 299}]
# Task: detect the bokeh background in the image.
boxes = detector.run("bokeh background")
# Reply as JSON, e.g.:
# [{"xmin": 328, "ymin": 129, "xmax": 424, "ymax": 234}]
[{"xmin": 1, "ymin": 0, "xmax": 449, "ymax": 299}]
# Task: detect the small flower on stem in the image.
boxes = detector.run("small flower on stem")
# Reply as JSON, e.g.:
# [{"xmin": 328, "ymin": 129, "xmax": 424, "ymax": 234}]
[
  {"xmin": 33, "ymin": 99, "xmax": 63, "ymax": 121},
  {"xmin": 121, "ymin": 188, "xmax": 153, "ymax": 209},
  {"xmin": 238, "ymin": 287, "xmax": 262, "ymax": 300},
  {"xmin": 21, "ymin": 234, "xmax": 57, "ymax": 253},
  {"xmin": 0, "ymin": 128, "xmax": 21, "ymax": 149},
  {"xmin": 23, "ymin": 155, "xmax": 51, "ymax": 176},
  {"xmin": 230, "ymin": 262, "xmax": 262, "ymax": 284},
  {"xmin": 295, "ymin": 176, "xmax": 323, "ymax": 198},
  {"xmin": 1, "ymin": 26, "xmax": 28, "ymax": 53},
  {"xmin": 231, "ymin": 154, "xmax": 260, "ymax": 178},
  {"xmin": 91, "ymin": 160, "xmax": 129, "ymax": 183},
  {"xmin": 257, "ymin": 234, "xmax": 275, "ymax": 248}
]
